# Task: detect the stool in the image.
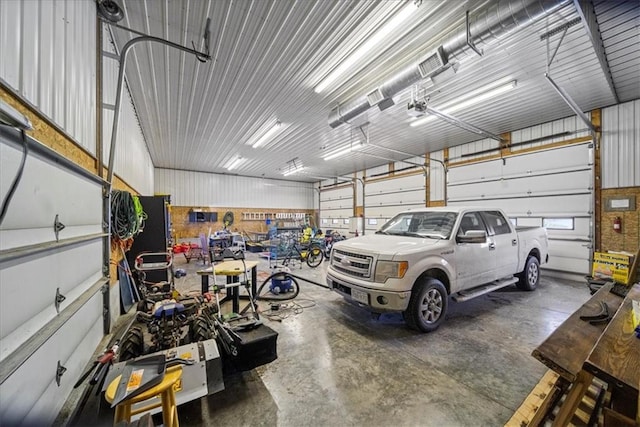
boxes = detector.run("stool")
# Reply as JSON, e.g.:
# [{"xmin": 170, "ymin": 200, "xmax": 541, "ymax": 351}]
[{"xmin": 105, "ymin": 365, "xmax": 182, "ymax": 427}]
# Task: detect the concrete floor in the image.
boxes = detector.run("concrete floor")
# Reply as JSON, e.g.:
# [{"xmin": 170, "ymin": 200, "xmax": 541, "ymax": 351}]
[{"xmin": 73, "ymin": 252, "xmax": 590, "ymax": 426}]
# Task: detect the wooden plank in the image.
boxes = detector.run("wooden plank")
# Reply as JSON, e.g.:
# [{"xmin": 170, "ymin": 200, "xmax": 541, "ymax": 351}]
[
  {"xmin": 532, "ymin": 283, "xmax": 624, "ymax": 382},
  {"xmin": 583, "ymin": 283, "xmax": 640, "ymax": 398},
  {"xmin": 506, "ymin": 370, "xmax": 561, "ymax": 427}
]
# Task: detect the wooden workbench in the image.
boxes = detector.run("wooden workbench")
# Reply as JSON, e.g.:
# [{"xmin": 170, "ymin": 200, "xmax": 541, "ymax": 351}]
[
  {"xmin": 531, "ymin": 283, "xmax": 626, "ymax": 426},
  {"xmin": 583, "ymin": 283, "xmax": 640, "ymax": 423},
  {"xmin": 532, "ymin": 283, "xmax": 624, "ymax": 382}
]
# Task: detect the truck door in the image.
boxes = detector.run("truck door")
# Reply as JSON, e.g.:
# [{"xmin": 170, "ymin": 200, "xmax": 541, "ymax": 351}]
[
  {"xmin": 455, "ymin": 212, "xmax": 495, "ymax": 289},
  {"xmin": 480, "ymin": 211, "xmax": 519, "ymax": 280}
]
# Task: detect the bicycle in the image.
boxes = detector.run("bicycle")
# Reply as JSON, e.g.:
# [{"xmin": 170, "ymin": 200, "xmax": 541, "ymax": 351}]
[{"xmin": 272, "ymin": 238, "xmax": 324, "ymax": 269}]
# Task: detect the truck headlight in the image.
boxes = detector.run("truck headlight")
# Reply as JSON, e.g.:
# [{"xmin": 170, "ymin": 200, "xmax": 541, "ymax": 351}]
[{"xmin": 375, "ymin": 261, "xmax": 408, "ymax": 283}]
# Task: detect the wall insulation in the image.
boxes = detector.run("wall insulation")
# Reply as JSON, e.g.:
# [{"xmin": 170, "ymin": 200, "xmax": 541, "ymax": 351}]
[
  {"xmin": 155, "ymin": 168, "xmax": 315, "ymax": 209},
  {"xmin": 0, "ymin": 0, "xmax": 96, "ymax": 154}
]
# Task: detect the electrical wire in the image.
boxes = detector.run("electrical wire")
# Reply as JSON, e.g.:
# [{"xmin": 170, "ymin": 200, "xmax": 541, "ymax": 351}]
[
  {"xmin": 260, "ymin": 298, "xmax": 317, "ymax": 322},
  {"xmin": 0, "ymin": 129, "xmax": 28, "ymax": 226},
  {"xmin": 110, "ymin": 190, "xmax": 147, "ymax": 240}
]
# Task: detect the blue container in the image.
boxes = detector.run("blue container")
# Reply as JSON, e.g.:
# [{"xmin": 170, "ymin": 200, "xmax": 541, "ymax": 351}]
[{"xmin": 270, "ymin": 277, "xmax": 292, "ymax": 294}]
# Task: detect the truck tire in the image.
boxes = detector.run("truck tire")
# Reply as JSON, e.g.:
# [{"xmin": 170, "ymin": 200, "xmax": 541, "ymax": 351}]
[
  {"xmin": 404, "ymin": 278, "xmax": 448, "ymax": 332},
  {"xmin": 516, "ymin": 256, "xmax": 539, "ymax": 291}
]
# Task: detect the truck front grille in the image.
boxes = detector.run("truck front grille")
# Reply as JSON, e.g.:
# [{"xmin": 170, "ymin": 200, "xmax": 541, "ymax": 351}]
[{"xmin": 331, "ymin": 249, "xmax": 373, "ymax": 279}]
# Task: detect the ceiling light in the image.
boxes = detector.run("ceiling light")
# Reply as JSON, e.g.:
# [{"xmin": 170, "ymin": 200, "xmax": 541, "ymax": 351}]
[
  {"xmin": 323, "ymin": 142, "xmax": 365, "ymax": 161},
  {"xmin": 226, "ymin": 156, "xmax": 245, "ymax": 171},
  {"xmin": 251, "ymin": 121, "xmax": 282, "ymax": 148},
  {"xmin": 314, "ymin": 1, "xmax": 418, "ymax": 94},
  {"xmin": 410, "ymin": 79, "xmax": 517, "ymax": 127}
]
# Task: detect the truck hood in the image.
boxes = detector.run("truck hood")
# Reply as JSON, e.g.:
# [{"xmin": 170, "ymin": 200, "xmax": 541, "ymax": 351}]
[{"xmin": 333, "ymin": 234, "xmax": 448, "ymax": 260}]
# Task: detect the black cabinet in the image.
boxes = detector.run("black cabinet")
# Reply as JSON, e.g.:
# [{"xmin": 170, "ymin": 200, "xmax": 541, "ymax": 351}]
[{"xmin": 126, "ymin": 195, "xmax": 171, "ymax": 284}]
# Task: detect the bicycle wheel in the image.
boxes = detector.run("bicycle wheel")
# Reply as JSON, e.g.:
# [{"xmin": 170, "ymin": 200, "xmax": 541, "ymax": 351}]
[{"xmin": 306, "ymin": 246, "xmax": 324, "ymax": 268}]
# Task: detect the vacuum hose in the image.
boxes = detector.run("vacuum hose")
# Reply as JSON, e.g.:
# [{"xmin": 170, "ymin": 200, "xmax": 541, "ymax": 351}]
[{"xmin": 255, "ymin": 271, "xmax": 330, "ymax": 302}]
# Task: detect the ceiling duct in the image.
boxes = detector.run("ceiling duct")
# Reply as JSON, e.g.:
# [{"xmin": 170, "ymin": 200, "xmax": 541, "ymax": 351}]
[{"xmin": 328, "ymin": 0, "xmax": 571, "ymax": 128}]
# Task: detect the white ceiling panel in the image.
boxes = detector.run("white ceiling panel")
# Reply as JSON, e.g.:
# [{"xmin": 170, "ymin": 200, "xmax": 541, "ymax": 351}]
[{"xmin": 105, "ymin": 0, "xmax": 639, "ymax": 183}]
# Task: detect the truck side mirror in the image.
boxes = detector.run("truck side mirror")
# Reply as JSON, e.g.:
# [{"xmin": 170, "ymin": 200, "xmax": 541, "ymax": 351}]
[{"xmin": 457, "ymin": 230, "xmax": 487, "ymax": 244}]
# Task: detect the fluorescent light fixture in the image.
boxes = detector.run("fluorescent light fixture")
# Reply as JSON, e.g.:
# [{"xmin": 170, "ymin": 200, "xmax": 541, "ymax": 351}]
[
  {"xmin": 251, "ymin": 121, "xmax": 282, "ymax": 148},
  {"xmin": 226, "ymin": 156, "xmax": 245, "ymax": 170},
  {"xmin": 314, "ymin": 1, "xmax": 418, "ymax": 93},
  {"xmin": 323, "ymin": 142, "xmax": 365, "ymax": 161},
  {"xmin": 410, "ymin": 79, "xmax": 517, "ymax": 127},
  {"xmin": 283, "ymin": 165, "xmax": 305, "ymax": 176}
]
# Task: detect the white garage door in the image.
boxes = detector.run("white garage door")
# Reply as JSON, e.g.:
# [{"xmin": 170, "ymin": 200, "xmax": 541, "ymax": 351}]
[
  {"xmin": 0, "ymin": 128, "xmax": 106, "ymax": 425},
  {"xmin": 320, "ymin": 184, "xmax": 353, "ymax": 234},
  {"xmin": 364, "ymin": 174, "xmax": 426, "ymax": 232},
  {"xmin": 448, "ymin": 142, "xmax": 593, "ymax": 276}
]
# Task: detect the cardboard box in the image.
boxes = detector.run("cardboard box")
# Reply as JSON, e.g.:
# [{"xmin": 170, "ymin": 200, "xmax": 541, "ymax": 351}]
[{"xmin": 592, "ymin": 252, "xmax": 633, "ymax": 284}]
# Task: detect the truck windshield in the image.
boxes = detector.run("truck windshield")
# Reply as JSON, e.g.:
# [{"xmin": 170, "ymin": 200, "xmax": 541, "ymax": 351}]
[{"xmin": 376, "ymin": 211, "xmax": 458, "ymax": 239}]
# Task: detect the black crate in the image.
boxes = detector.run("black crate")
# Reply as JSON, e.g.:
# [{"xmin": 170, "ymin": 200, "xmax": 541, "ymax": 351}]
[{"xmin": 220, "ymin": 324, "xmax": 278, "ymax": 375}]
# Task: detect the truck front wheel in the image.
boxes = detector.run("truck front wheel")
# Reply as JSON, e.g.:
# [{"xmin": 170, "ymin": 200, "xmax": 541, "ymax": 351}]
[
  {"xmin": 404, "ymin": 278, "xmax": 448, "ymax": 332},
  {"xmin": 516, "ymin": 256, "xmax": 540, "ymax": 291}
]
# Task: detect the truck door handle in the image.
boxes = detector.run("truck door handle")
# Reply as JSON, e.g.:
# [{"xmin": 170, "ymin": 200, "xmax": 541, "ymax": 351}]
[
  {"xmin": 512, "ymin": 239, "xmax": 517, "ymax": 246},
  {"xmin": 489, "ymin": 243, "xmax": 496, "ymax": 250}
]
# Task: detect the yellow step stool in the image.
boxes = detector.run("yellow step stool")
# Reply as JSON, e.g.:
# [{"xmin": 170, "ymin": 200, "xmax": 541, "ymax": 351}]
[{"xmin": 105, "ymin": 365, "xmax": 182, "ymax": 427}]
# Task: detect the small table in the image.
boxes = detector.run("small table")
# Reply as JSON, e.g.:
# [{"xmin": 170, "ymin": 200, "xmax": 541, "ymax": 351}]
[{"xmin": 197, "ymin": 260, "xmax": 259, "ymax": 314}]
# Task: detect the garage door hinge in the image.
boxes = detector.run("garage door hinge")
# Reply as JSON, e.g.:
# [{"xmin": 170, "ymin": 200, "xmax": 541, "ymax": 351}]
[
  {"xmin": 53, "ymin": 214, "xmax": 66, "ymax": 242},
  {"xmin": 55, "ymin": 287, "xmax": 66, "ymax": 313},
  {"xmin": 56, "ymin": 361, "xmax": 67, "ymax": 386}
]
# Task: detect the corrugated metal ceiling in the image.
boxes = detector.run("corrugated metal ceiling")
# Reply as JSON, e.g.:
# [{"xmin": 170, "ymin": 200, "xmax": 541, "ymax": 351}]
[{"xmin": 108, "ymin": 0, "xmax": 639, "ymax": 182}]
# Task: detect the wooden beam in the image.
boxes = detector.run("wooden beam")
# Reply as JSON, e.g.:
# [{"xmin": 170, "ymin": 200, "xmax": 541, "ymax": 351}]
[{"xmin": 592, "ymin": 108, "xmax": 602, "ymax": 252}]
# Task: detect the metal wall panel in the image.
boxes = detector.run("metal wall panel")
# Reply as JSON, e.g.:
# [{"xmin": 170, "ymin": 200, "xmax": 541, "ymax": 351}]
[
  {"xmin": 0, "ymin": 0, "xmax": 96, "ymax": 153},
  {"xmin": 0, "ymin": 0, "xmax": 21, "ymax": 87},
  {"xmin": 511, "ymin": 114, "xmax": 591, "ymax": 147},
  {"xmin": 602, "ymin": 99, "xmax": 640, "ymax": 188},
  {"xmin": 155, "ymin": 168, "xmax": 315, "ymax": 209},
  {"xmin": 429, "ymin": 150, "xmax": 445, "ymax": 202},
  {"xmin": 449, "ymin": 138, "xmax": 500, "ymax": 162}
]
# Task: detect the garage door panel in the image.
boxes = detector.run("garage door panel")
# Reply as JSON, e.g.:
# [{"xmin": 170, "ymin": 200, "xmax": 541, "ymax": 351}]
[
  {"xmin": 449, "ymin": 143, "xmax": 591, "ymax": 184},
  {"xmin": 0, "ymin": 144, "xmax": 102, "ymax": 246},
  {"xmin": 366, "ymin": 191, "xmax": 425, "ymax": 206},
  {"xmin": 0, "ymin": 291, "xmax": 103, "ymax": 425},
  {"xmin": 0, "ymin": 240, "xmax": 102, "ymax": 348},
  {"xmin": 448, "ymin": 142, "xmax": 593, "ymax": 275},
  {"xmin": 448, "ymin": 170, "xmax": 591, "ymax": 200},
  {"xmin": 367, "ymin": 204, "xmax": 423, "ymax": 219},
  {"xmin": 548, "ymin": 240, "xmax": 591, "ymax": 258},
  {"xmin": 366, "ymin": 174, "xmax": 424, "ymax": 193},
  {"xmin": 321, "ymin": 199, "xmax": 353, "ymax": 210},
  {"xmin": 449, "ymin": 194, "xmax": 591, "ymax": 216},
  {"xmin": 0, "ymin": 224, "xmax": 103, "ymax": 251},
  {"xmin": 546, "ymin": 256, "xmax": 590, "ymax": 275}
]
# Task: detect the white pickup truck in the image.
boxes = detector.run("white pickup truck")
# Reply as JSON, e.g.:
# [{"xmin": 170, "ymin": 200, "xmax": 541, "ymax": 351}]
[{"xmin": 326, "ymin": 207, "xmax": 549, "ymax": 332}]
